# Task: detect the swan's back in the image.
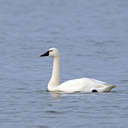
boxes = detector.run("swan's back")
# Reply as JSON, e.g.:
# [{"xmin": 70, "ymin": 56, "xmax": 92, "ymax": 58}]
[{"xmin": 56, "ymin": 78, "xmax": 115, "ymax": 93}]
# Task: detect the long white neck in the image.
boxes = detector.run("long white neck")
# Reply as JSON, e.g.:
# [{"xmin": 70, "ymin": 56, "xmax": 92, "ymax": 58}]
[{"xmin": 48, "ymin": 56, "xmax": 60, "ymax": 91}]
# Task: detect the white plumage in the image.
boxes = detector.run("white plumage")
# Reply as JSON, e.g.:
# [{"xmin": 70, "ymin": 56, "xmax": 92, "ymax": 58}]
[{"xmin": 40, "ymin": 48, "xmax": 116, "ymax": 93}]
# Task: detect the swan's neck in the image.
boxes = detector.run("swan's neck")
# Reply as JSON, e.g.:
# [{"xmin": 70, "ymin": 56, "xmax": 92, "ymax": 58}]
[{"xmin": 48, "ymin": 56, "xmax": 60, "ymax": 90}]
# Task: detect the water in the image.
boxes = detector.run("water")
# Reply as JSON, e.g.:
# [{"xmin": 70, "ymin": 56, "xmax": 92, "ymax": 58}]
[{"xmin": 0, "ymin": 0, "xmax": 128, "ymax": 128}]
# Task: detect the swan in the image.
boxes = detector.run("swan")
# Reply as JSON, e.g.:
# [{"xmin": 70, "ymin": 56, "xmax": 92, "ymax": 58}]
[{"xmin": 40, "ymin": 48, "xmax": 116, "ymax": 93}]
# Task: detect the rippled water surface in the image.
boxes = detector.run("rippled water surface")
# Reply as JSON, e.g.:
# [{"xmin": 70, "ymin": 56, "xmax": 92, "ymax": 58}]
[{"xmin": 0, "ymin": 0, "xmax": 128, "ymax": 128}]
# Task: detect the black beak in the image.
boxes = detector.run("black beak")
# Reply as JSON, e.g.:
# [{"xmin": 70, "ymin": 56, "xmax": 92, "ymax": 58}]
[{"xmin": 40, "ymin": 51, "xmax": 49, "ymax": 57}]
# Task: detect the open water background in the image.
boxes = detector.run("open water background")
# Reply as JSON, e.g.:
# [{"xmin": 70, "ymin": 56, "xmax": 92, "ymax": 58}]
[{"xmin": 0, "ymin": 0, "xmax": 128, "ymax": 128}]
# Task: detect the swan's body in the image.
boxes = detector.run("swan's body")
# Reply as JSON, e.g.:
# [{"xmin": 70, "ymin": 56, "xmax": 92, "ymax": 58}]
[
  {"xmin": 40, "ymin": 48, "xmax": 115, "ymax": 93},
  {"xmin": 54, "ymin": 78, "xmax": 115, "ymax": 93}
]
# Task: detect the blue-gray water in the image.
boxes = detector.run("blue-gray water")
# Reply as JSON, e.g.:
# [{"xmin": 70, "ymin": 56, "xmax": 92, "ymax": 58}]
[{"xmin": 0, "ymin": 0, "xmax": 128, "ymax": 128}]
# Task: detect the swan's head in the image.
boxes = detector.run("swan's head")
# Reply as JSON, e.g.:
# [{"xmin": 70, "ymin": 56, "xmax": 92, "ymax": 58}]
[{"xmin": 40, "ymin": 48, "xmax": 59, "ymax": 57}]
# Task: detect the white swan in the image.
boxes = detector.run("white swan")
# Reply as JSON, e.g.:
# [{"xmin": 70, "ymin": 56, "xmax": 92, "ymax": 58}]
[{"xmin": 40, "ymin": 48, "xmax": 116, "ymax": 93}]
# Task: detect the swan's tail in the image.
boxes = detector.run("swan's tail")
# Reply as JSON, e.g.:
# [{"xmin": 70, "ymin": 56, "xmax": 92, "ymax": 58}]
[{"xmin": 104, "ymin": 84, "xmax": 116, "ymax": 92}]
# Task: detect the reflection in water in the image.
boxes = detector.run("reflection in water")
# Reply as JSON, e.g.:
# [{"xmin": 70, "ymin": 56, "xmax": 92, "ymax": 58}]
[{"xmin": 49, "ymin": 91, "xmax": 62, "ymax": 98}]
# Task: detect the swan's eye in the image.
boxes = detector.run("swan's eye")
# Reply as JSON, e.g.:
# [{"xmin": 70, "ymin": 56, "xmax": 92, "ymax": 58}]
[{"xmin": 49, "ymin": 50, "xmax": 53, "ymax": 53}]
